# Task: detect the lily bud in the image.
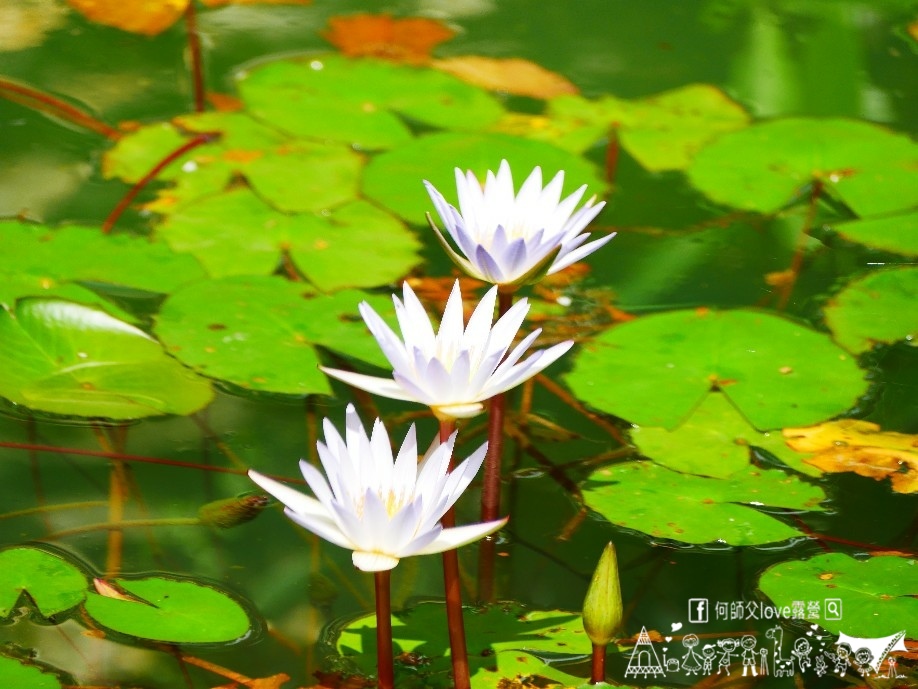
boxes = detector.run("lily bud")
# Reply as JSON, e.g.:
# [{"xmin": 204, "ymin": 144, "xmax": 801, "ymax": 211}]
[
  {"xmin": 582, "ymin": 542, "xmax": 623, "ymax": 646},
  {"xmin": 199, "ymin": 494, "xmax": 270, "ymax": 529}
]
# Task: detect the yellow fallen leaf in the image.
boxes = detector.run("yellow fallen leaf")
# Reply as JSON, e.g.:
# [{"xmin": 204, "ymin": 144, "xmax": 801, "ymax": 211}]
[
  {"xmin": 201, "ymin": 0, "xmax": 312, "ymax": 6},
  {"xmin": 433, "ymin": 56, "xmax": 579, "ymax": 99},
  {"xmin": 783, "ymin": 420, "xmax": 918, "ymax": 493},
  {"xmin": 66, "ymin": 0, "xmax": 189, "ymax": 35}
]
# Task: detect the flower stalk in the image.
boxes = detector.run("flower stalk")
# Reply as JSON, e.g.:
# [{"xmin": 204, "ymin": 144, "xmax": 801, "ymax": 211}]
[
  {"xmin": 583, "ymin": 542, "xmax": 623, "ymax": 685},
  {"xmin": 374, "ymin": 570, "xmax": 395, "ymax": 689}
]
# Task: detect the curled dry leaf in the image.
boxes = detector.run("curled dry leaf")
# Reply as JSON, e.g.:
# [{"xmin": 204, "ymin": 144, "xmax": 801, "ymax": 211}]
[
  {"xmin": 783, "ymin": 419, "xmax": 918, "ymax": 493},
  {"xmin": 66, "ymin": 0, "xmax": 189, "ymax": 35},
  {"xmin": 433, "ymin": 56, "xmax": 579, "ymax": 99},
  {"xmin": 322, "ymin": 13, "xmax": 455, "ymax": 64}
]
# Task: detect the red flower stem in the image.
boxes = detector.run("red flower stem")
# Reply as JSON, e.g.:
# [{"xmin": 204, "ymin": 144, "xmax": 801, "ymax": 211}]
[
  {"xmin": 438, "ymin": 417, "xmax": 471, "ymax": 689},
  {"xmin": 184, "ymin": 1, "xmax": 206, "ymax": 112},
  {"xmin": 374, "ymin": 570, "xmax": 395, "ymax": 689},
  {"xmin": 0, "ymin": 78, "xmax": 120, "ymax": 139},
  {"xmin": 591, "ymin": 644, "xmax": 606, "ymax": 684},
  {"xmin": 101, "ymin": 132, "xmax": 217, "ymax": 234},
  {"xmin": 477, "ymin": 287, "xmax": 514, "ymax": 601},
  {"xmin": 605, "ymin": 124, "xmax": 620, "ymax": 188}
]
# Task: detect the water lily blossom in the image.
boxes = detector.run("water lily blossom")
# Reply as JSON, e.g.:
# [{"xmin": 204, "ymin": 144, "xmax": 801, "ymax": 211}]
[
  {"xmin": 248, "ymin": 405, "xmax": 505, "ymax": 572},
  {"xmin": 424, "ymin": 160, "xmax": 613, "ymax": 286},
  {"xmin": 321, "ymin": 281, "xmax": 573, "ymax": 420}
]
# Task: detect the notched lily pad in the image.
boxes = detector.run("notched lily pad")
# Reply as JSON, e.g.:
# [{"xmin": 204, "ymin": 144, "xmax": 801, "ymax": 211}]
[
  {"xmin": 84, "ymin": 576, "xmax": 251, "ymax": 644},
  {"xmin": 632, "ymin": 392, "xmax": 819, "ymax": 478},
  {"xmin": 154, "ymin": 275, "xmax": 395, "ymax": 396},
  {"xmin": 0, "ymin": 546, "xmax": 88, "ymax": 618},
  {"xmin": 758, "ymin": 553, "xmax": 918, "ymax": 637},
  {"xmin": 0, "ymin": 299, "xmax": 213, "ymax": 419},
  {"xmin": 565, "ymin": 308, "xmax": 867, "ymax": 431},
  {"xmin": 0, "ymin": 654, "xmax": 63, "ymax": 689},
  {"xmin": 237, "ymin": 54, "xmax": 506, "ymax": 150},
  {"xmin": 687, "ymin": 118, "xmax": 918, "ymax": 216},
  {"xmin": 502, "ymin": 84, "xmax": 749, "ymax": 169},
  {"xmin": 332, "ymin": 601, "xmax": 591, "ymax": 688},
  {"xmin": 823, "ymin": 267, "xmax": 918, "ymax": 354},
  {"xmin": 158, "ymin": 188, "xmax": 420, "ymax": 290},
  {"xmin": 581, "ymin": 461, "xmax": 825, "ymax": 546},
  {"xmin": 832, "ymin": 211, "xmax": 918, "ymax": 257}
]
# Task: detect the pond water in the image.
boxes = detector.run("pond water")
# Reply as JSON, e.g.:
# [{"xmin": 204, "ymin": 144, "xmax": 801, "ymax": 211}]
[{"xmin": 0, "ymin": 1, "xmax": 916, "ymax": 688}]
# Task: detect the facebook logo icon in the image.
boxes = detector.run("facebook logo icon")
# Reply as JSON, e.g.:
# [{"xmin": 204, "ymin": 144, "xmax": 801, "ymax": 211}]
[{"xmin": 689, "ymin": 598, "xmax": 709, "ymax": 623}]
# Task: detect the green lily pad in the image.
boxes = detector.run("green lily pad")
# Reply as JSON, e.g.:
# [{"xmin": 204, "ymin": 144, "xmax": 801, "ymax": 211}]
[
  {"xmin": 832, "ymin": 211, "xmax": 918, "ymax": 257},
  {"xmin": 333, "ymin": 602, "xmax": 590, "ymax": 688},
  {"xmin": 0, "ymin": 221, "xmax": 206, "ymax": 297},
  {"xmin": 565, "ymin": 308, "xmax": 866, "ymax": 431},
  {"xmin": 632, "ymin": 392, "xmax": 819, "ymax": 478},
  {"xmin": 687, "ymin": 118, "xmax": 918, "ymax": 216},
  {"xmin": 157, "ymin": 188, "xmax": 420, "ymax": 290},
  {"xmin": 363, "ymin": 131, "xmax": 608, "ymax": 223},
  {"xmin": 0, "ymin": 547, "xmax": 88, "ymax": 618},
  {"xmin": 84, "ymin": 576, "xmax": 251, "ymax": 643},
  {"xmin": 237, "ymin": 54, "xmax": 505, "ymax": 151},
  {"xmin": 758, "ymin": 553, "xmax": 918, "ymax": 637},
  {"xmin": 104, "ymin": 112, "xmax": 363, "ymax": 214},
  {"xmin": 582, "ymin": 461, "xmax": 825, "ymax": 546},
  {"xmin": 824, "ymin": 268, "xmax": 918, "ymax": 354},
  {"xmin": 0, "ymin": 655, "xmax": 62, "ymax": 689},
  {"xmin": 502, "ymin": 84, "xmax": 749, "ymax": 169},
  {"xmin": 0, "ymin": 299, "xmax": 213, "ymax": 419},
  {"xmin": 154, "ymin": 275, "xmax": 394, "ymax": 396}
]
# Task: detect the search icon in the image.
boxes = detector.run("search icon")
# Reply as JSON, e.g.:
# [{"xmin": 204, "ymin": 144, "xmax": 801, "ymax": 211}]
[{"xmin": 825, "ymin": 598, "xmax": 842, "ymax": 620}]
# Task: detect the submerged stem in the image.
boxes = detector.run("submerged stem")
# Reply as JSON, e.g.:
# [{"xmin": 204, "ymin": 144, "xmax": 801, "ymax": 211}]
[
  {"xmin": 591, "ymin": 644, "xmax": 606, "ymax": 684},
  {"xmin": 374, "ymin": 570, "xmax": 395, "ymax": 689}
]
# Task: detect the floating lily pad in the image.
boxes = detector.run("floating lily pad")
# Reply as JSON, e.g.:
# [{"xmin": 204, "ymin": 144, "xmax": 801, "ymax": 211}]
[
  {"xmin": 157, "ymin": 188, "xmax": 420, "ymax": 289},
  {"xmin": 565, "ymin": 308, "xmax": 866, "ymax": 431},
  {"xmin": 500, "ymin": 84, "xmax": 749, "ymax": 169},
  {"xmin": 363, "ymin": 131, "xmax": 608, "ymax": 223},
  {"xmin": 687, "ymin": 118, "xmax": 918, "ymax": 216},
  {"xmin": 632, "ymin": 392, "xmax": 819, "ymax": 478},
  {"xmin": 0, "ymin": 655, "xmax": 62, "ymax": 689},
  {"xmin": 758, "ymin": 553, "xmax": 918, "ymax": 637},
  {"xmin": 581, "ymin": 461, "xmax": 825, "ymax": 546},
  {"xmin": 0, "ymin": 547, "xmax": 88, "ymax": 618},
  {"xmin": 823, "ymin": 268, "xmax": 918, "ymax": 353},
  {"xmin": 832, "ymin": 211, "xmax": 918, "ymax": 256},
  {"xmin": 104, "ymin": 112, "xmax": 363, "ymax": 214},
  {"xmin": 154, "ymin": 275, "xmax": 394, "ymax": 396},
  {"xmin": 0, "ymin": 299, "xmax": 213, "ymax": 419},
  {"xmin": 333, "ymin": 602, "xmax": 589, "ymax": 688},
  {"xmin": 0, "ymin": 221, "xmax": 206, "ymax": 298},
  {"xmin": 237, "ymin": 54, "xmax": 505, "ymax": 151},
  {"xmin": 84, "ymin": 576, "xmax": 251, "ymax": 644}
]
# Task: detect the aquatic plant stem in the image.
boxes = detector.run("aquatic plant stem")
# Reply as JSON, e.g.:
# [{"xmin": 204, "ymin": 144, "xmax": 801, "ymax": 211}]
[
  {"xmin": 776, "ymin": 179, "xmax": 823, "ymax": 310},
  {"xmin": 184, "ymin": 1, "xmax": 206, "ymax": 112},
  {"xmin": 102, "ymin": 132, "xmax": 217, "ymax": 234},
  {"xmin": 477, "ymin": 288, "xmax": 514, "ymax": 601},
  {"xmin": 0, "ymin": 78, "xmax": 120, "ymax": 139},
  {"xmin": 591, "ymin": 644, "xmax": 606, "ymax": 684},
  {"xmin": 605, "ymin": 124, "xmax": 620, "ymax": 187},
  {"xmin": 374, "ymin": 570, "xmax": 395, "ymax": 689},
  {"xmin": 438, "ymin": 417, "xmax": 472, "ymax": 689}
]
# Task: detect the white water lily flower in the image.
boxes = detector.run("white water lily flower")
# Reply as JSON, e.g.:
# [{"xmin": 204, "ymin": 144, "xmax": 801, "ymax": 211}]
[
  {"xmin": 321, "ymin": 281, "xmax": 573, "ymax": 419},
  {"xmin": 249, "ymin": 405, "xmax": 505, "ymax": 572},
  {"xmin": 424, "ymin": 160, "xmax": 614, "ymax": 286}
]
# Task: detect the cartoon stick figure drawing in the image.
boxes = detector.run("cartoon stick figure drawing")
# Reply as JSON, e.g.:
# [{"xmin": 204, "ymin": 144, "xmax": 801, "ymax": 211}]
[
  {"xmin": 759, "ymin": 647, "xmax": 769, "ymax": 676},
  {"xmin": 740, "ymin": 635, "xmax": 758, "ymax": 677},
  {"xmin": 791, "ymin": 637, "xmax": 812, "ymax": 673},
  {"xmin": 702, "ymin": 645, "xmax": 716, "ymax": 675},
  {"xmin": 717, "ymin": 638, "xmax": 738, "ymax": 675},
  {"xmin": 681, "ymin": 634, "xmax": 703, "ymax": 675},
  {"xmin": 814, "ymin": 654, "xmax": 827, "ymax": 677},
  {"xmin": 854, "ymin": 647, "xmax": 873, "ymax": 677}
]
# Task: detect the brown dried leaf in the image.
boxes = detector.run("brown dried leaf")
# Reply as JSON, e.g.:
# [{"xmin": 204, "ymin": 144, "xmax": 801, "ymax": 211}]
[
  {"xmin": 66, "ymin": 0, "xmax": 189, "ymax": 35},
  {"xmin": 433, "ymin": 56, "xmax": 579, "ymax": 99},
  {"xmin": 322, "ymin": 13, "xmax": 455, "ymax": 65},
  {"xmin": 783, "ymin": 420, "xmax": 918, "ymax": 493}
]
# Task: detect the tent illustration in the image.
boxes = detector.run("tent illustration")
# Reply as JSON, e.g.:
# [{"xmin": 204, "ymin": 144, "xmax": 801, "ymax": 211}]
[
  {"xmin": 837, "ymin": 631, "xmax": 907, "ymax": 674},
  {"xmin": 625, "ymin": 626, "xmax": 666, "ymax": 678}
]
